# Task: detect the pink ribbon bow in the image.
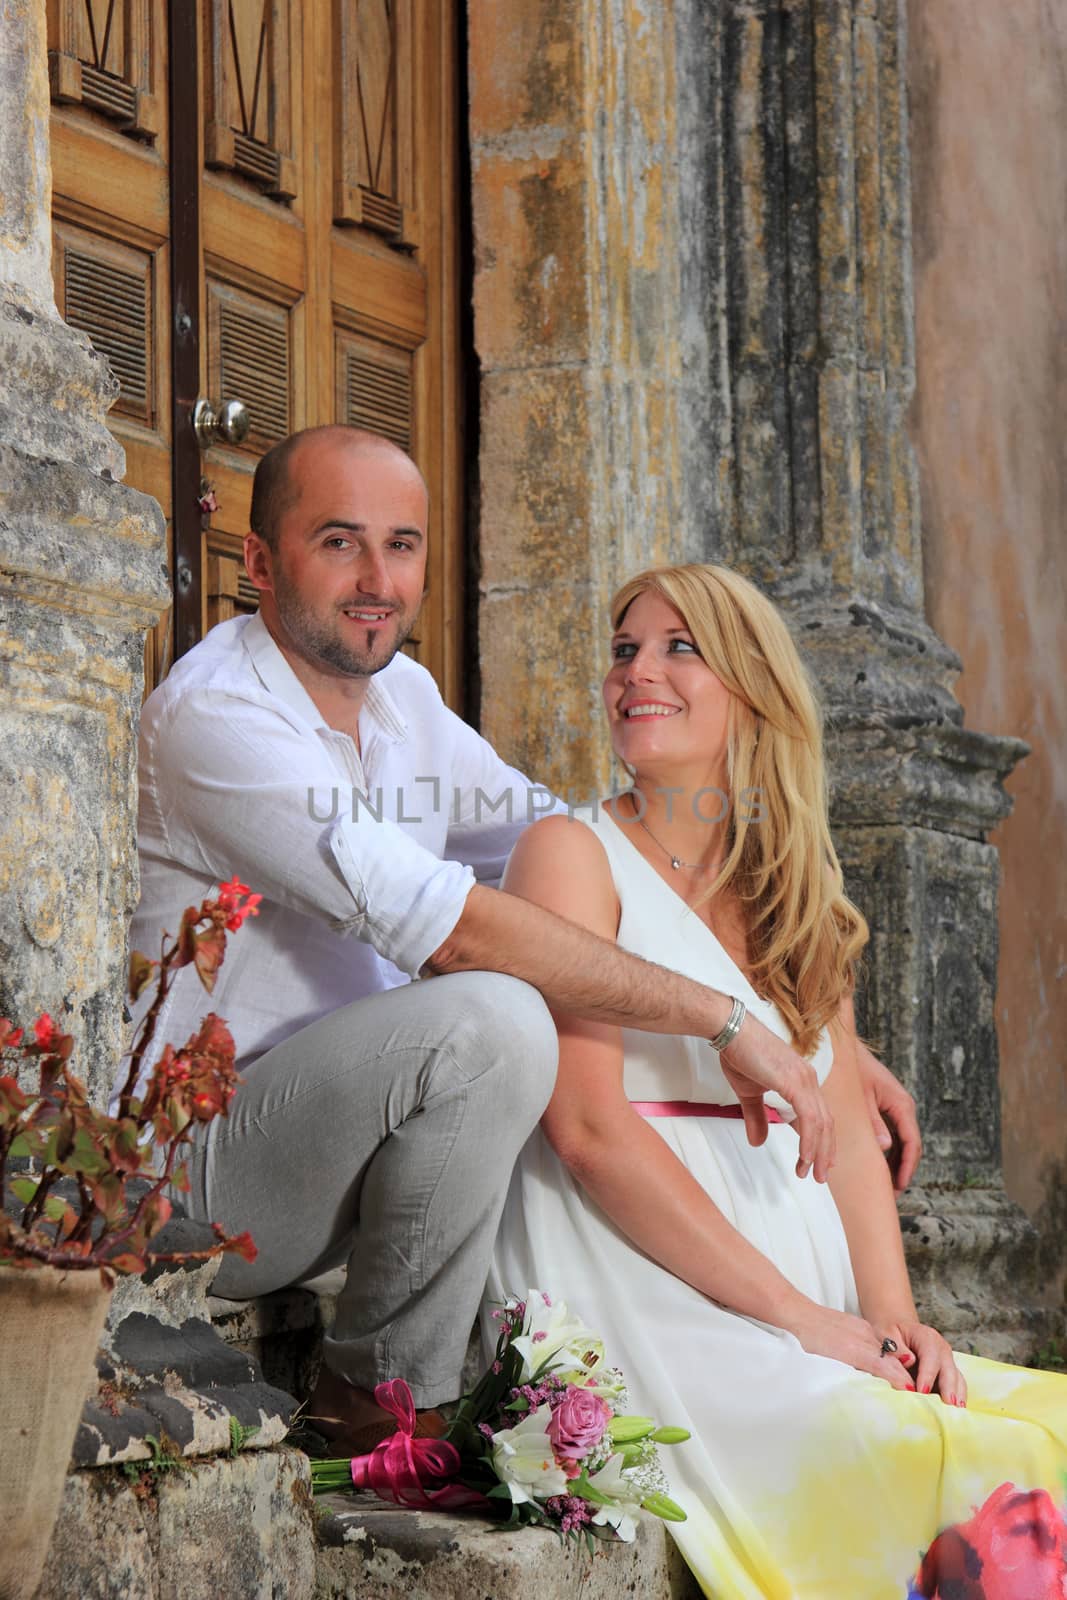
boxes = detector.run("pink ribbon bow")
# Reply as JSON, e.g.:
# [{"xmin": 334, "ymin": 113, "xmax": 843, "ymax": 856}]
[{"xmin": 349, "ymin": 1379, "xmax": 488, "ymax": 1511}]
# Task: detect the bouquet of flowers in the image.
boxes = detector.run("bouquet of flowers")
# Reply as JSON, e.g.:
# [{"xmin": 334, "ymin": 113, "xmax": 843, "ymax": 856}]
[{"xmin": 311, "ymin": 1289, "xmax": 689, "ymax": 1550}]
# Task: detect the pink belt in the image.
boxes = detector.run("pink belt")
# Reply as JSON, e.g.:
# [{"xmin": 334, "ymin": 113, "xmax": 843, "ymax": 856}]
[{"xmin": 630, "ymin": 1100, "xmax": 785, "ymax": 1122}]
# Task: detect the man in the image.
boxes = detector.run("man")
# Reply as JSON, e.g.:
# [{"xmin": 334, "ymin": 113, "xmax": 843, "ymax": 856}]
[{"xmin": 131, "ymin": 426, "xmax": 918, "ymax": 1448}]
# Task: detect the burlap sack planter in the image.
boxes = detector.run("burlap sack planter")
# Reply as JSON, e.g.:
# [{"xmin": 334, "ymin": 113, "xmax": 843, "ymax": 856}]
[{"xmin": 0, "ymin": 1264, "xmax": 111, "ymax": 1600}]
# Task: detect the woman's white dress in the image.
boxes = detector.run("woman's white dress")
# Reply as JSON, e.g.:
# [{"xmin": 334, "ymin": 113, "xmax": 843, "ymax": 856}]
[{"xmin": 486, "ymin": 806, "xmax": 1067, "ymax": 1600}]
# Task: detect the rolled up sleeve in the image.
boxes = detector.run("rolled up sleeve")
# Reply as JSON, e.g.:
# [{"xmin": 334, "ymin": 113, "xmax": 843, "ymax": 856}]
[
  {"xmin": 146, "ymin": 689, "xmax": 475, "ymax": 976},
  {"xmin": 329, "ymin": 819, "xmax": 474, "ymax": 976}
]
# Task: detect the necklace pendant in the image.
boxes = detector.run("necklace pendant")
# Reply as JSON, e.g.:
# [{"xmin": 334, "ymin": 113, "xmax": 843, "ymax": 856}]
[{"xmin": 670, "ymin": 856, "xmax": 682, "ymax": 870}]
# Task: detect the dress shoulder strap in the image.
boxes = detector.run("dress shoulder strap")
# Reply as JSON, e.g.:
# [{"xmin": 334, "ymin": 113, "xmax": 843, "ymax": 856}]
[{"xmin": 563, "ymin": 801, "xmax": 677, "ymax": 920}]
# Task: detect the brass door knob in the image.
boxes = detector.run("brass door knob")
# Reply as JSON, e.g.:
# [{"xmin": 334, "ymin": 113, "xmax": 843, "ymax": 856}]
[{"xmin": 193, "ymin": 397, "xmax": 251, "ymax": 448}]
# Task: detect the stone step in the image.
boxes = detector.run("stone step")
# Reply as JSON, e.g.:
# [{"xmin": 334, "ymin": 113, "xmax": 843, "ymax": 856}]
[
  {"xmin": 34, "ymin": 1456, "xmax": 701, "ymax": 1600},
  {"xmin": 314, "ymin": 1491, "xmax": 702, "ymax": 1600},
  {"xmin": 902, "ymin": 1184, "xmax": 1066, "ymax": 1363}
]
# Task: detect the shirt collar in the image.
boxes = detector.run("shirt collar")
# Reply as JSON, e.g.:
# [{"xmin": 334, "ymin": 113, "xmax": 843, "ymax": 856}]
[{"xmin": 241, "ymin": 611, "xmax": 408, "ymax": 743}]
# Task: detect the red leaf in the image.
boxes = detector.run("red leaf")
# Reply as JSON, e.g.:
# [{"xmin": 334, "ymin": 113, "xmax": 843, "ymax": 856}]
[
  {"xmin": 174, "ymin": 906, "xmax": 201, "ymax": 969},
  {"xmin": 106, "ymin": 1252, "xmax": 148, "ymax": 1276},
  {"xmin": 88, "ymin": 1173, "xmax": 126, "ymax": 1224},
  {"xmin": 128, "ymin": 951, "xmax": 155, "ymax": 1003},
  {"xmin": 223, "ymin": 1230, "xmax": 258, "ymax": 1263},
  {"xmin": 108, "ymin": 1119, "xmax": 145, "ymax": 1175},
  {"xmin": 0, "ymin": 1075, "xmax": 28, "ymax": 1120},
  {"xmin": 192, "ymin": 924, "xmax": 226, "ymax": 993},
  {"xmin": 140, "ymin": 1192, "xmax": 173, "ymax": 1244}
]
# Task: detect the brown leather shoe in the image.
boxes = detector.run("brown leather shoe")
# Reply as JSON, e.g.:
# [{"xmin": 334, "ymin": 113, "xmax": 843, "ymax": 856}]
[{"xmin": 306, "ymin": 1364, "xmax": 448, "ymax": 1456}]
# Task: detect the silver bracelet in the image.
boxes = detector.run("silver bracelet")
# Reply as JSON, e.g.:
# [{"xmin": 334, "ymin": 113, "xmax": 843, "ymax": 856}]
[{"xmin": 708, "ymin": 996, "xmax": 746, "ymax": 1054}]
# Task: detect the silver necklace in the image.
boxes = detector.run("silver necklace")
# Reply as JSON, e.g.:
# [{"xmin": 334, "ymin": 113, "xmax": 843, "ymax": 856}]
[{"xmin": 630, "ymin": 796, "xmax": 705, "ymax": 872}]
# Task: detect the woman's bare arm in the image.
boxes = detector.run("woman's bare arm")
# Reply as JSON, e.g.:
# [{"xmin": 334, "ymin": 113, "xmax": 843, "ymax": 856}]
[
  {"xmin": 496, "ymin": 816, "xmax": 913, "ymax": 1388},
  {"xmin": 855, "ymin": 1042, "xmax": 922, "ymax": 1193},
  {"xmin": 824, "ymin": 1001, "xmax": 966, "ymax": 1403},
  {"xmin": 427, "ymin": 822, "xmax": 836, "ymax": 1180},
  {"xmin": 825, "ymin": 1001, "xmax": 917, "ymax": 1326}
]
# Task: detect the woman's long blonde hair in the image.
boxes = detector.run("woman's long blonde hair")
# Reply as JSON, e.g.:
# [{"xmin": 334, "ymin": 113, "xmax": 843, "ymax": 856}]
[{"xmin": 610, "ymin": 563, "xmax": 867, "ymax": 1056}]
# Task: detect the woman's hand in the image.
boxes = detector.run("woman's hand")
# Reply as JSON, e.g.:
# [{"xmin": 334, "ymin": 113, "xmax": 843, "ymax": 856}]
[
  {"xmin": 720, "ymin": 1013, "xmax": 836, "ymax": 1184},
  {"xmin": 878, "ymin": 1319, "xmax": 968, "ymax": 1406},
  {"xmin": 784, "ymin": 1304, "xmax": 918, "ymax": 1391},
  {"xmin": 856, "ymin": 1043, "xmax": 922, "ymax": 1192}
]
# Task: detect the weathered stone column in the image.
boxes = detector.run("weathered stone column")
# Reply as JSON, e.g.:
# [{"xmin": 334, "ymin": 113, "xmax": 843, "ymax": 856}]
[
  {"xmin": 468, "ymin": 0, "xmax": 709, "ymax": 793},
  {"xmin": 0, "ymin": 0, "xmax": 169, "ymax": 1105},
  {"xmin": 472, "ymin": 0, "xmax": 1043, "ymax": 1358},
  {"xmin": 684, "ymin": 0, "xmax": 1039, "ymax": 1356}
]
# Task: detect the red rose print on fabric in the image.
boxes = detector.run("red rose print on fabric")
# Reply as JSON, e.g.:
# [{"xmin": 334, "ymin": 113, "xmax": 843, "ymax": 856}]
[{"xmin": 912, "ymin": 1482, "xmax": 1067, "ymax": 1599}]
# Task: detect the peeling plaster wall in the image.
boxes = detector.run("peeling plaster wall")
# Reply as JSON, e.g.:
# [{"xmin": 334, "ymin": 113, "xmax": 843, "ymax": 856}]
[{"xmin": 907, "ymin": 0, "xmax": 1067, "ymax": 1296}]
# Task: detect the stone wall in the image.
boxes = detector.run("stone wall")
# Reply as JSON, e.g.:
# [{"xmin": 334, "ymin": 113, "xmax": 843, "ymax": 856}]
[
  {"xmin": 0, "ymin": 2, "xmax": 168, "ymax": 1103},
  {"xmin": 907, "ymin": 0, "xmax": 1067, "ymax": 1306}
]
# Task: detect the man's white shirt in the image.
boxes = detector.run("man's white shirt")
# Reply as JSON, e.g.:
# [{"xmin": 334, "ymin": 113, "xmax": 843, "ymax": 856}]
[{"xmin": 125, "ymin": 612, "xmax": 554, "ymax": 1099}]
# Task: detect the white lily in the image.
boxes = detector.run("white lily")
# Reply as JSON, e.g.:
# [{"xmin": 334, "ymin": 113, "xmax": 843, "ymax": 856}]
[
  {"xmin": 511, "ymin": 1289, "xmax": 604, "ymax": 1382},
  {"xmin": 552, "ymin": 1365, "xmax": 621, "ymax": 1401},
  {"xmin": 490, "ymin": 1404, "xmax": 568, "ymax": 1504},
  {"xmin": 587, "ymin": 1452, "xmax": 643, "ymax": 1544}
]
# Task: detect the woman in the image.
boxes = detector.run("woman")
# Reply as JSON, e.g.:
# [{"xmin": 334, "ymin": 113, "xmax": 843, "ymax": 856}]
[{"xmin": 487, "ymin": 563, "xmax": 1067, "ymax": 1599}]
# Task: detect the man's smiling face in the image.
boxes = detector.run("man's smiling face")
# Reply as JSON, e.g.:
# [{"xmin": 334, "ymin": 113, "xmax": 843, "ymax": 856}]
[{"xmin": 252, "ymin": 433, "xmax": 429, "ymax": 682}]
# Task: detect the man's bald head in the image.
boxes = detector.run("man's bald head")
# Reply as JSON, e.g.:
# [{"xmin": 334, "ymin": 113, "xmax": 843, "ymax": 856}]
[{"xmin": 249, "ymin": 426, "xmax": 426, "ymax": 551}]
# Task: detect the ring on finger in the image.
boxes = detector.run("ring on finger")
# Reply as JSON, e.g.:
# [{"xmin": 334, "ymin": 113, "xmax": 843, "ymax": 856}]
[{"xmin": 880, "ymin": 1337, "xmax": 898, "ymax": 1358}]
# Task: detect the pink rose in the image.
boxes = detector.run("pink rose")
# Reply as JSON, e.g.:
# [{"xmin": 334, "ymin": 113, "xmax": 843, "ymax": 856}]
[{"xmin": 548, "ymin": 1385, "xmax": 611, "ymax": 1462}]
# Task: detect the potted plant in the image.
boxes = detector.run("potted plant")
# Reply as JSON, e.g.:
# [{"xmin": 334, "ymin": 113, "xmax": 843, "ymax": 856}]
[{"xmin": 0, "ymin": 879, "xmax": 260, "ymax": 1600}]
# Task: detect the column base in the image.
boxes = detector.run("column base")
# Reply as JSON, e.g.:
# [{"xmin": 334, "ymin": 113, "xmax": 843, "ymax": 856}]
[{"xmin": 903, "ymin": 1184, "xmax": 1061, "ymax": 1365}]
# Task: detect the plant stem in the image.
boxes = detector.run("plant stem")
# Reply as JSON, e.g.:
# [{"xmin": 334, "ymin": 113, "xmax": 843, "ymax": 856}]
[
  {"xmin": 63, "ymin": 1175, "xmax": 96, "ymax": 1246},
  {"xmin": 116, "ymin": 936, "xmax": 177, "ymax": 1118},
  {"xmin": 20, "ymin": 1164, "xmax": 59, "ymax": 1230},
  {"xmin": 94, "ymin": 1137, "xmax": 183, "ymax": 1260},
  {"xmin": 6, "ymin": 1232, "xmax": 98, "ymax": 1269}
]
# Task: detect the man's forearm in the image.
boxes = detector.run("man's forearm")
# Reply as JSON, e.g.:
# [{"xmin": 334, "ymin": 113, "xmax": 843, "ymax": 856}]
[{"xmin": 426, "ymin": 884, "xmax": 735, "ymax": 1038}]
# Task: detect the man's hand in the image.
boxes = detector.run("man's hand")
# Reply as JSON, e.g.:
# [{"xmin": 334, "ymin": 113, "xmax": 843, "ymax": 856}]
[
  {"xmin": 856, "ymin": 1043, "xmax": 921, "ymax": 1192},
  {"xmin": 720, "ymin": 1015, "xmax": 836, "ymax": 1184}
]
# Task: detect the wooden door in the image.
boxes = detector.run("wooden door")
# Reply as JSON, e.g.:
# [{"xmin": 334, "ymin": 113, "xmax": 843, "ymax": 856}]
[
  {"xmin": 47, "ymin": 0, "xmax": 465, "ymax": 704},
  {"xmin": 48, "ymin": 1, "xmax": 172, "ymax": 687}
]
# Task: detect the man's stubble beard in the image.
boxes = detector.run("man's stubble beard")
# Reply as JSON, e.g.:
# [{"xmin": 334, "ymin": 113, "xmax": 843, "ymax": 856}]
[{"xmin": 275, "ymin": 588, "xmax": 417, "ymax": 679}]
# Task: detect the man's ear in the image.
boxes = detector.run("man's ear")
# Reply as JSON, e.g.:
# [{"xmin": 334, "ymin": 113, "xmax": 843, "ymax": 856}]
[{"xmin": 243, "ymin": 531, "xmax": 274, "ymax": 594}]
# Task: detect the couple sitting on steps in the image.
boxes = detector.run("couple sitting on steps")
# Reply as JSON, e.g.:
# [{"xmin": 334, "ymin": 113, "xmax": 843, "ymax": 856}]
[{"xmin": 125, "ymin": 425, "xmax": 1067, "ymax": 1600}]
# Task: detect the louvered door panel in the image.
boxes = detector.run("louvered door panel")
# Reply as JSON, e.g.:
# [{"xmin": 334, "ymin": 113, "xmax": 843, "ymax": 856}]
[
  {"xmin": 207, "ymin": 282, "xmax": 292, "ymax": 452},
  {"xmin": 203, "ymin": 0, "xmax": 297, "ymax": 198},
  {"xmin": 205, "ymin": 537, "xmax": 260, "ymax": 629},
  {"xmin": 335, "ymin": 330, "xmax": 413, "ymax": 449},
  {"xmin": 48, "ymin": 0, "xmax": 161, "ymax": 139},
  {"xmin": 54, "ymin": 225, "xmax": 154, "ymax": 424},
  {"xmin": 334, "ymin": 0, "xmax": 417, "ymax": 244}
]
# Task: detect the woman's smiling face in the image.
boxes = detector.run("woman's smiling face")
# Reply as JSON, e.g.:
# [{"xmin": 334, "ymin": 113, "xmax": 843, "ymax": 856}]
[{"xmin": 603, "ymin": 589, "xmax": 735, "ymax": 777}]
